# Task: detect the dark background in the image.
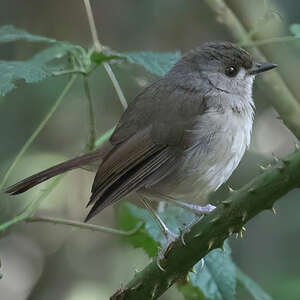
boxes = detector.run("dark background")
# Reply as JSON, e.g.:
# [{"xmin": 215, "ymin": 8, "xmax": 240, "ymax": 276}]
[{"xmin": 1, "ymin": 0, "xmax": 300, "ymax": 299}]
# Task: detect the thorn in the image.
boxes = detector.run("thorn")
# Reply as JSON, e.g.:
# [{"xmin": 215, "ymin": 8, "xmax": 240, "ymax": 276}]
[
  {"xmin": 240, "ymin": 231, "xmax": 243, "ymax": 238},
  {"xmin": 131, "ymin": 282, "xmax": 142, "ymax": 291},
  {"xmin": 167, "ymin": 279, "xmax": 173, "ymax": 288},
  {"xmin": 222, "ymin": 199, "xmax": 232, "ymax": 206},
  {"xmin": 194, "ymin": 232, "xmax": 202, "ymax": 238},
  {"xmin": 151, "ymin": 284, "xmax": 158, "ymax": 299},
  {"xmin": 208, "ymin": 240, "xmax": 214, "ymax": 250},
  {"xmin": 235, "ymin": 233, "xmax": 239, "ymax": 239},
  {"xmin": 228, "ymin": 185, "xmax": 235, "ymax": 193},
  {"xmin": 248, "ymin": 187, "xmax": 255, "ymax": 194},
  {"xmin": 272, "ymin": 207, "xmax": 277, "ymax": 215},
  {"xmin": 156, "ymin": 251, "xmax": 166, "ymax": 272},
  {"xmin": 272, "ymin": 152, "xmax": 280, "ymax": 163},
  {"xmin": 242, "ymin": 211, "xmax": 247, "ymax": 222},
  {"xmin": 242, "ymin": 226, "xmax": 246, "ymax": 231},
  {"xmin": 258, "ymin": 164, "xmax": 267, "ymax": 171},
  {"xmin": 221, "ymin": 242, "xmax": 225, "ymax": 252},
  {"xmin": 281, "ymin": 158, "xmax": 290, "ymax": 166},
  {"xmin": 186, "ymin": 274, "xmax": 190, "ymax": 283},
  {"xmin": 180, "ymin": 230, "xmax": 187, "ymax": 246},
  {"xmin": 209, "ymin": 216, "xmax": 220, "ymax": 223}
]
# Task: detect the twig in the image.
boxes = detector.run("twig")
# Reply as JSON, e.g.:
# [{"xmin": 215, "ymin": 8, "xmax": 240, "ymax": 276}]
[
  {"xmin": 111, "ymin": 149, "xmax": 300, "ymax": 299},
  {"xmin": 83, "ymin": 0, "xmax": 128, "ymax": 110},
  {"xmin": 204, "ymin": 0, "xmax": 300, "ymax": 141},
  {"xmin": 0, "ymin": 75, "xmax": 77, "ymax": 192},
  {"xmin": 26, "ymin": 216, "xmax": 143, "ymax": 236},
  {"xmin": 240, "ymin": 35, "xmax": 300, "ymax": 47},
  {"xmin": 83, "ymin": 77, "xmax": 96, "ymax": 150}
]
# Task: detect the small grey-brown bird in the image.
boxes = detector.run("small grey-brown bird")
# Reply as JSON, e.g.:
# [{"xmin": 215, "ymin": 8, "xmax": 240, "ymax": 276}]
[{"xmin": 6, "ymin": 42, "xmax": 277, "ymax": 257}]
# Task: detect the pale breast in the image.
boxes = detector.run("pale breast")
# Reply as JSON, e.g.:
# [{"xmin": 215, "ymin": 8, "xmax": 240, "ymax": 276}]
[{"xmin": 146, "ymin": 108, "xmax": 253, "ymax": 204}]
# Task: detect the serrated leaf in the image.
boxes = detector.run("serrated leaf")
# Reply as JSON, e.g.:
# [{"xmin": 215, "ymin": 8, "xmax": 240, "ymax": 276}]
[
  {"xmin": 116, "ymin": 202, "xmax": 160, "ymax": 257},
  {"xmin": 0, "ymin": 24, "xmax": 56, "ymax": 43},
  {"xmin": 117, "ymin": 51, "xmax": 181, "ymax": 76},
  {"xmin": 118, "ymin": 202, "xmax": 269, "ymax": 300},
  {"xmin": 116, "ymin": 202, "xmax": 197, "ymax": 257},
  {"xmin": 0, "ymin": 43, "xmax": 77, "ymax": 96},
  {"xmin": 179, "ymin": 241, "xmax": 236, "ymax": 300},
  {"xmin": 236, "ymin": 268, "xmax": 272, "ymax": 300}
]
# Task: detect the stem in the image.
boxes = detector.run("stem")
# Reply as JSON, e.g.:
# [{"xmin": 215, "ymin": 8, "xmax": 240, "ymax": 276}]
[
  {"xmin": 26, "ymin": 216, "xmax": 143, "ymax": 236},
  {"xmin": 240, "ymin": 35, "xmax": 300, "ymax": 47},
  {"xmin": 83, "ymin": 0, "xmax": 128, "ymax": 110},
  {"xmin": 111, "ymin": 149, "xmax": 300, "ymax": 299},
  {"xmin": 103, "ymin": 63, "xmax": 128, "ymax": 110},
  {"xmin": 0, "ymin": 75, "xmax": 77, "ymax": 192},
  {"xmin": 83, "ymin": 77, "xmax": 96, "ymax": 150},
  {"xmin": 95, "ymin": 126, "xmax": 115, "ymax": 147},
  {"xmin": 83, "ymin": 0, "xmax": 102, "ymax": 51},
  {"xmin": 203, "ymin": 0, "xmax": 300, "ymax": 141}
]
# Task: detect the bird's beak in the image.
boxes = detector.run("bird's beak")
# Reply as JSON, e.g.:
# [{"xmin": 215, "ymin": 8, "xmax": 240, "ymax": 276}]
[{"xmin": 248, "ymin": 62, "xmax": 277, "ymax": 75}]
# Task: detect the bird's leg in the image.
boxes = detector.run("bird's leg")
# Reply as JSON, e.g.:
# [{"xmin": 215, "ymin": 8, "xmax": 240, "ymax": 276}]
[
  {"xmin": 143, "ymin": 192, "xmax": 216, "ymax": 248},
  {"xmin": 172, "ymin": 200, "xmax": 216, "ymax": 216},
  {"xmin": 139, "ymin": 194, "xmax": 178, "ymax": 271},
  {"xmin": 144, "ymin": 191, "xmax": 216, "ymax": 216}
]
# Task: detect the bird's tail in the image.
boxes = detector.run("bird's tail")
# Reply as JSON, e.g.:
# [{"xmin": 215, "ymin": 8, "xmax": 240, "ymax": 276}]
[{"xmin": 5, "ymin": 144, "xmax": 112, "ymax": 195}]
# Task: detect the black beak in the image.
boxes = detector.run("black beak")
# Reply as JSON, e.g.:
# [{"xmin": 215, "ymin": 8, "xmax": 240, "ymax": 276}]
[{"xmin": 248, "ymin": 62, "xmax": 277, "ymax": 75}]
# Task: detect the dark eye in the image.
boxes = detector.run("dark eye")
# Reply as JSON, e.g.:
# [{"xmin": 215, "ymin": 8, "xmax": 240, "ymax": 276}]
[{"xmin": 225, "ymin": 66, "xmax": 238, "ymax": 77}]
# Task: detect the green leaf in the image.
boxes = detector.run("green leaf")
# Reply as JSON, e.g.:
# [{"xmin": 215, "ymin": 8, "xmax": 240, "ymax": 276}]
[
  {"xmin": 116, "ymin": 202, "xmax": 160, "ymax": 257},
  {"xmin": 91, "ymin": 52, "xmax": 119, "ymax": 65},
  {"xmin": 0, "ymin": 24, "xmax": 56, "ymax": 43},
  {"xmin": 116, "ymin": 202, "xmax": 197, "ymax": 257},
  {"xmin": 92, "ymin": 49, "xmax": 181, "ymax": 76},
  {"xmin": 0, "ymin": 43, "xmax": 78, "ymax": 96},
  {"xmin": 236, "ymin": 268, "xmax": 272, "ymax": 300},
  {"xmin": 119, "ymin": 51, "xmax": 181, "ymax": 76},
  {"xmin": 177, "ymin": 284, "xmax": 210, "ymax": 300},
  {"xmin": 117, "ymin": 202, "xmax": 271, "ymax": 300},
  {"xmin": 178, "ymin": 241, "xmax": 236, "ymax": 300},
  {"xmin": 95, "ymin": 127, "xmax": 115, "ymax": 147}
]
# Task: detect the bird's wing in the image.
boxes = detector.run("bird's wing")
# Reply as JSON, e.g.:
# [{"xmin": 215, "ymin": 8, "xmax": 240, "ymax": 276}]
[
  {"xmin": 85, "ymin": 126, "xmax": 179, "ymax": 221},
  {"xmin": 86, "ymin": 77, "xmax": 207, "ymax": 221}
]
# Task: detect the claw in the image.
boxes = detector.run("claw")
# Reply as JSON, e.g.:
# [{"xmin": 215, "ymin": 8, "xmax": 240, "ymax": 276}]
[
  {"xmin": 180, "ymin": 230, "xmax": 187, "ymax": 246},
  {"xmin": 156, "ymin": 253, "xmax": 166, "ymax": 272},
  {"xmin": 200, "ymin": 258, "xmax": 205, "ymax": 270}
]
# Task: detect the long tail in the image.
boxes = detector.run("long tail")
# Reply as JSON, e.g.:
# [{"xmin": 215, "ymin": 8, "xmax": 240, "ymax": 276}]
[{"xmin": 5, "ymin": 144, "xmax": 112, "ymax": 195}]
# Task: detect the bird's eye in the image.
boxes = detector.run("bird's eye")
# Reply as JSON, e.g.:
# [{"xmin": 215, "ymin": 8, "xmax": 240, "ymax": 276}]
[{"xmin": 225, "ymin": 66, "xmax": 238, "ymax": 77}]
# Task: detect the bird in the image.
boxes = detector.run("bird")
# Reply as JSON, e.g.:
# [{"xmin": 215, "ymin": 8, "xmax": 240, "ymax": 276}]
[{"xmin": 5, "ymin": 41, "xmax": 277, "ymax": 256}]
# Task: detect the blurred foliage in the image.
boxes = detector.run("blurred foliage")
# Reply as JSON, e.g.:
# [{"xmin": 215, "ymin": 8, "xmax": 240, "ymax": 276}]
[{"xmin": 1, "ymin": 1, "xmax": 300, "ymax": 300}]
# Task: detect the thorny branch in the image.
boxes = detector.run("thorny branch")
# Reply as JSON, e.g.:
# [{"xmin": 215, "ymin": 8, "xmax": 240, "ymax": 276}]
[{"xmin": 111, "ymin": 0, "xmax": 300, "ymax": 299}]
